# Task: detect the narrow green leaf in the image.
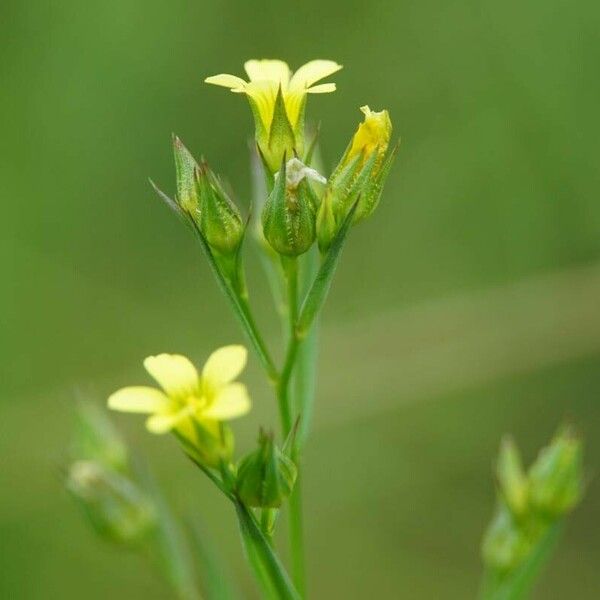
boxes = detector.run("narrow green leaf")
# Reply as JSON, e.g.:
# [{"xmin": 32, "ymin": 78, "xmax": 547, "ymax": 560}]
[
  {"xmin": 149, "ymin": 178, "xmax": 193, "ymax": 230},
  {"xmin": 296, "ymin": 200, "xmax": 359, "ymax": 337},
  {"xmin": 235, "ymin": 501, "xmax": 300, "ymax": 600}
]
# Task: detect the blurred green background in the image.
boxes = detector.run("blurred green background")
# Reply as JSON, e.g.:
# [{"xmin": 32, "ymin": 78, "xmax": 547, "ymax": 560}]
[{"xmin": 2, "ymin": 0, "xmax": 599, "ymax": 597}]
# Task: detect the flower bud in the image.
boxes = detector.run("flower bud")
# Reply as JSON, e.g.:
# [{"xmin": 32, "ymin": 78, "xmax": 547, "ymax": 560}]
[
  {"xmin": 528, "ymin": 427, "xmax": 583, "ymax": 517},
  {"xmin": 173, "ymin": 135, "xmax": 200, "ymax": 214},
  {"xmin": 66, "ymin": 460, "xmax": 156, "ymax": 546},
  {"xmin": 328, "ymin": 105, "xmax": 395, "ymax": 226},
  {"xmin": 496, "ymin": 436, "xmax": 528, "ymax": 518},
  {"xmin": 482, "ymin": 504, "xmax": 532, "ymax": 574},
  {"xmin": 72, "ymin": 402, "xmax": 128, "ymax": 472},
  {"xmin": 236, "ymin": 430, "xmax": 297, "ymax": 508},
  {"xmin": 261, "ymin": 157, "xmax": 324, "ymax": 256},
  {"xmin": 195, "ymin": 162, "xmax": 244, "ymax": 255}
]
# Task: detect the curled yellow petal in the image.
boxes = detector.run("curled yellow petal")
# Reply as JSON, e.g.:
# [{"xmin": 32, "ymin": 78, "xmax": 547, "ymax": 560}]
[
  {"xmin": 143, "ymin": 354, "xmax": 199, "ymax": 397},
  {"xmin": 203, "ymin": 383, "xmax": 251, "ymax": 420},
  {"xmin": 348, "ymin": 105, "xmax": 392, "ymax": 164},
  {"xmin": 290, "ymin": 60, "xmax": 342, "ymax": 89},
  {"xmin": 204, "ymin": 73, "xmax": 247, "ymax": 90},
  {"xmin": 108, "ymin": 386, "xmax": 170, "ymax": 413},
  {"xmin": 202, "ymin": 345, "xmax": 247, "ymax": 390},
  {"xmin": 307, "ymin": 83, "xmax": 337, "ymax": 94}
]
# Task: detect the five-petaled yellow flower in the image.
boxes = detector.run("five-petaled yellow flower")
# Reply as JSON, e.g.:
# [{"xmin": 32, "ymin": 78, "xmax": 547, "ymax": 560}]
[
  {"xmin": 108, "ymin": 346, "xmax": 250, "ymax": 443},
  {"xmin": 205, "ymin": 59, "xmax": 342, "ymax": 172}
]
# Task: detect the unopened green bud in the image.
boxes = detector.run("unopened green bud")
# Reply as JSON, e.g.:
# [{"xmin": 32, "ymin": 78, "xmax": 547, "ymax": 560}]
[
  {"xmin": 528, "ymin": 427, "xmax": 583, "ymax": 517},
  {"xmin": 72, "ymin": 402, "xmax": 128, "ymax": 472},
  {"xmin": 173, "ymin": 135, "xmax": 200, "ymax": 214},
  {"xmin": 195, "ymin": 162, "xmax": 244, "ymax": 255},
  {"xmin": 236, "ymin": 430, "xmax": 297, "ymax": 508},
  {"xmin": 497, "ymin": 436, "xmax": 528, "ymax": 518},
  {"xmin": 261, "ymin": 157, "xmax": 324, "ymax": 256},
  {"xmin": 66, "ymin": 460, "xmax": 156, "ymax": 546},
  {"xmin": 482, "ymin": 504, "xmax": 532, "ymax": 574}
]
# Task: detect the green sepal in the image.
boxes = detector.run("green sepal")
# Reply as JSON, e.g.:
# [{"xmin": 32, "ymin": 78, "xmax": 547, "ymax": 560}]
[
  {"xmin": 338, "ymin": 145, "xmax": 379, "ymax": 221},
  {"xmin": 195, "ymin": 162, "xmax": 244, "ymax": 255},
  {"xmin": 355, "ymin": 140, "xmax": 399, "ymax": 222},
  {"xmin": 265, "ymin": 86, "xmax": 296, "ymax": 173},
  {"xmin": 316, "ymin": 191, "xmax": 337, "ymax": 254},
  {"xmin": 173, "ymin": 135, "xmax": 200, "ymax": 214}
]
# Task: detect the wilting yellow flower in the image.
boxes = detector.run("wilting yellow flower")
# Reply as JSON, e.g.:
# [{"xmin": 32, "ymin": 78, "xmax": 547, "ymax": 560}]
[
  {"xmin": 107, "ymin": 347, "xmax": 250, "ymax": 443},
  {"xmin": 346, "ymin": 105, "xmax": 392, "ymax": 170},
  {"xmin": 205, "ymin": 59, "xmax": 342, "ymax": 172}
]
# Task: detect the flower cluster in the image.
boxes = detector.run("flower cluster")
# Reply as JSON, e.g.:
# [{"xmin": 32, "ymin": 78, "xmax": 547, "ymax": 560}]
[
  {"xmin": 71, "ymin": 56, "xmax": 401, "ymax": 599},
  {"xmin": 482, "ymin": 428, "xmax": 583, "ymax": 578}
]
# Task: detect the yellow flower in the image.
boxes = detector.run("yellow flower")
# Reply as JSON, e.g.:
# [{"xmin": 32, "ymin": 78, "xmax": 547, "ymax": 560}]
[
  {"xmin": 347, "ymin": 105, "xmax": 392, "ymax": 170},
  {"xmin": 107, "ymin": 346, "xmax": 250, "ymax": 443},
  {"xmin": 205, "ymin": 59, "xmax": 342, "ymax": 172}
]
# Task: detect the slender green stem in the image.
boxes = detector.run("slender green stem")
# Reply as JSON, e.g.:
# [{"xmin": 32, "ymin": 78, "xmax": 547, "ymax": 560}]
[
  {"xmin": 235, "ymin": 500, "xmax": 301, "ymax": 600},
  {"xmin": 277, "ymin": 257, "xmax": 300, "ymax": 434},
  {"xmin": 288, "ymin": 452, "xmax": 306, "ymax": 598},
  {"xmin": 480, "ymin": 521, "xmax": 565, "ymax": 600},
  {"xmin": 277, "ymin": 256, "xmax": 307, "ymax": 597}
]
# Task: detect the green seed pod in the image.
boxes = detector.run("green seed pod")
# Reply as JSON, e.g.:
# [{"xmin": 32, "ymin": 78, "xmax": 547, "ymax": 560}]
[
  {"xmin": 195, "ymin": 162, "xmax": 244, "ymax": 255},
  {"xmin": 262, "ymin": 157, "xmax": 324, "ymax": 256},
  {"xmin": 496, "ymin": 436, "xmax": 528, "ymax": 519},
  {"xmin": 481, "ymin": 504, "xmax": 532, "ymax": 574},
  {"xmin": 173, "ymin": 135, "xmax": 200, "ymax": 214},
  {"xmin": 236, "ymin": 430, "xmax": 297, "ymax": 508},
  {"xmin": 66, "ymin": 460, "xmax": 156, "ymax": 546},
  {"xmin": 528, "ymin": 427, "xmax": 583, "ymax": 517}
]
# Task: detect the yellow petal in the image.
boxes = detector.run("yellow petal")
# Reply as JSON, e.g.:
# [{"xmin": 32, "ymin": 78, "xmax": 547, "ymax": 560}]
[
  {"xmin": 203, "ymin": 383, "xmax": 250, "ymax": 420},
  {"xmin": 145, "ymin": 407, "xmax": 192, "ymax": 434},
  {"xmin": 143, "ymin": 354, "xmax": 199, "ymax": 397},
  {"xmin": 202, "ymin": 345, "xmax": 247, "ymax": 390},
  {"xmin": 204, "ymin": 73, "xmax": 247, "ymax": 90},
  {"xmin": 107, "ymin": 386, "xmax": 170, "ymax": 413},
  {"xmin": 290, "ymin": 60, "xmax": 342, "ymax": 90},
  {"xmin": 244, "ymin": 59, "xmax": 291, "ymax": 86},
  {"xmin": 244, "ymin": 80, "xmax": 279, "ymax": 130},
  {"xmin": 307, "ymin": 83, "xmax": 337, "ymax": 94}
]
